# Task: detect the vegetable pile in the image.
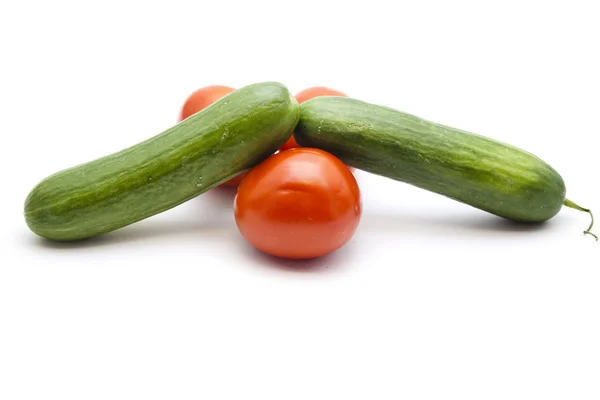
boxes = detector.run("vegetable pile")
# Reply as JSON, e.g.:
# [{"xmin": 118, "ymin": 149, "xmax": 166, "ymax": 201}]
[{"xmin": 24, "ymin": 82, "xmax": 596, "ymax": 258}]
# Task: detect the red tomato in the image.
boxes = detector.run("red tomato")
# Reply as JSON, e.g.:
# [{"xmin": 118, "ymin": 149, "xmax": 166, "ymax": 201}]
[
  {"xmin": 179, "ymin": 85, "xmax": 246, "ymax": 186},
  {"xmin": 295, "ymin": 86, "xmax": 347, "ymax": 104},
  {"xmin": 234, "ymin": 148, "xmax": 362, "ymax": 259},
  {"xmin": 179, "ymin": 85, "xmax": 235, "ymax": 121},
  {"xmin": 280, "ymin": 87, "xmax": 347, "ymax": 151}
]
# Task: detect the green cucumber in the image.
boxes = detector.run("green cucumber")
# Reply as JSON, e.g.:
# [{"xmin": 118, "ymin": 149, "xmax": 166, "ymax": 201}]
[
  {"xmin": 295, "ymin": 96, "xmax": 596, "ymax": 239},
  {"xmin": 25, "ymin": 82, "xmax": 300, "ymax": 241}
]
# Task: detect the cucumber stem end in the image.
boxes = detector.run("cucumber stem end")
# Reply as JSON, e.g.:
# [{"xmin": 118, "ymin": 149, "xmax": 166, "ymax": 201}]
[{"xmin": 564, "ymin": 199, "xmax": 597, "ymax": 241}]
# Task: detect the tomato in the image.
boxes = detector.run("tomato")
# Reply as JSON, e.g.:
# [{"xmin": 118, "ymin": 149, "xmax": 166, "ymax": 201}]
[
  {"xmin": 179, "ymin": 85, "xmax": 235, "ymax": 121},
  {"xmin": 234, "ymin": 148, "xmax": 362, "ymax": 259},
  {"xmin": 179, "ymin": 85, "xmax": 246, "ymax": 186},
  {"xmin": 295, "ymin": 86, "xmax": 347, "ymax": 104},
  {"xmin": 280, "ymin": 87, "xmax": 347, "ymax": 151}
]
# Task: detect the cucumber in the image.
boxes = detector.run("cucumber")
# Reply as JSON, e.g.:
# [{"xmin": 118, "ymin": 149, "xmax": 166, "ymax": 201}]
[
  {"xmin": 25, "ymin": 82, "xmax": 300, "ymax": 241},
  {"xmin": 295, "ymin": 96, "xmax": 596, "ymax": 239}
]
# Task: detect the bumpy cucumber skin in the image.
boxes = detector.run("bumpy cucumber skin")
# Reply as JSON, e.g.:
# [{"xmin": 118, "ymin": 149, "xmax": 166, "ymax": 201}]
[
  {"xmin": 25, "ymin": 82, "xmax": 300, "ymax": 241},
  {"xmin": 295, "ymin": 97, "xmax": 566, "ymax": 222}
]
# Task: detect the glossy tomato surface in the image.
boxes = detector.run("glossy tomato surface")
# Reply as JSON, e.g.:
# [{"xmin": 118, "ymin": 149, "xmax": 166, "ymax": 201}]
[
  {"xmin": 179, "ymin": 85, "xmax": 235, "ymax": 121},
  {"xmin": 179, "ymin": 85, "xmax": 246, "ymax": 186},
  {"xmin": 280, "ymin": 87, "xmax": 347, "ymax": 151},
  {"xmin": 234, "ymin": 148, "xmax": 362, "ymax": 259}
]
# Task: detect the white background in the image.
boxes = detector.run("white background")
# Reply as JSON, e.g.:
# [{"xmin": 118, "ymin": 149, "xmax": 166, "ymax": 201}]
[{"xmin": 1, "ymin": 1, "xmax": 599, "ymax": 399}]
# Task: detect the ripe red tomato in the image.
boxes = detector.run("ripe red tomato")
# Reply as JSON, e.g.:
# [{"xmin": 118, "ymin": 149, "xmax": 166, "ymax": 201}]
[
  {"xmin": 179, "ymin": 85, "xmax": 235, "ymax": 121},
  {"xmin": 234, "ymin": 148, "xmax": 362, "ymax": 259},
  {"xmin": 179, "ymin": 85, "xmax": 246, "ymax": 186},
  {"xmin": 295, "ymin": 86, "xmax": 347, "ymax": 104},
  {"xmin": 280, "ymin": 87, "xmax": 347, "ymax": 151}
]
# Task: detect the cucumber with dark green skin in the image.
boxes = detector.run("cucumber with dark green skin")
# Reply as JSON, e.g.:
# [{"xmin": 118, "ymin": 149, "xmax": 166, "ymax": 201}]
[
  {"xmin": 25, "ymin": 82, "xmax": 300, "ymax": 241},
  {"xmin": 295, "ymin": 96, "xmax": 595, "ymax": 237}
]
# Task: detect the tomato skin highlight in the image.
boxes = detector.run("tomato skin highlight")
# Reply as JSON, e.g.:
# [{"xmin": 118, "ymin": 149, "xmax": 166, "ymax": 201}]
[
  {"xmin": 234, "ymin": 148, "xmax": 362, "ymax": 260},
  {"xmin": 179, "ymin": 85, "xmax": 246, "ymax": 187}
]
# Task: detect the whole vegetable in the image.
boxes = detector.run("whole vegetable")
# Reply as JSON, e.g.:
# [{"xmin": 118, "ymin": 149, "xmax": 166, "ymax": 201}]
[
  {"xmin": 25, "ymin": 82, "xmax": 300, "ymax": 241},
  {"xmin": 294, "ymin": 96, "xmax": 596, "ymax": 239},
  {"xmin": 234, "ymin": 148, "xmax": 362, "ymax": 259}
]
